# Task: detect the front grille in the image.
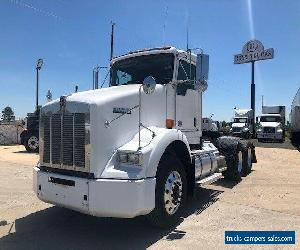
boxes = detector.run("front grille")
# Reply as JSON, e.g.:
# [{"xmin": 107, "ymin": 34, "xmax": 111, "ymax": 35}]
[
  {"xmin": 263, "ymin": 127, "xmax": 275, "ymax": 133},
  {"xmin": 232, "ymin": 127, "xmax": 242, "ymax": 133},
  {"xmin": 41, "ymin": 112, "xmax": 87, "ymax": 169}
]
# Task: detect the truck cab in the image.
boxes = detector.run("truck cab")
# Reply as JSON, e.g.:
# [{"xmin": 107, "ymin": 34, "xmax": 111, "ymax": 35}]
[
  {"xmin": 20, "ymin": 112, "xmax": 39, "ymax": 152},
  {"xmin": 257, "ymin": 114, "xmax": 284, "ymax": 142},
  {"xmin": 257, "ymin": 105, "xmax": 285, "ymax": 142},
  {"xmin": 33, "ymin": 46, "xmax": 255, "ymax": 227},
  {"xmin": 230, "ymin": 109, "xmax": 253, "ymax": 138}
]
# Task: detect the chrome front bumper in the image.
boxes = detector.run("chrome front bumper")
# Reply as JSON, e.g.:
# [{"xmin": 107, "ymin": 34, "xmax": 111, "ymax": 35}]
[
  {"xmin": 257, "ymin": 132, "xmax": 283, "ymax": 140},
  {"xmin": 33, "ymin": 167, "xmax": 156, "ymax": 218}
]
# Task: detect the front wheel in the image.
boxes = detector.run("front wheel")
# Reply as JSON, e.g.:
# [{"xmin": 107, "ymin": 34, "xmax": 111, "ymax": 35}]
[
  {"xmin": 146, "ymin": 155, "xmax": 187, "ymax": 228},
  {"xmin": 25, "ymin": 134, "xmax": 39, "ymax": 152}
]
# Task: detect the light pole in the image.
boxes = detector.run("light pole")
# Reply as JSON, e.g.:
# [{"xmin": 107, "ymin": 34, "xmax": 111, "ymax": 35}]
[
  {"xmin": 93, "ymin": 66, "xmax": 100, "ymax": 89},
  {"xmin": 36, "ymin": 59, "xmax": 43, "ymax": 112}
]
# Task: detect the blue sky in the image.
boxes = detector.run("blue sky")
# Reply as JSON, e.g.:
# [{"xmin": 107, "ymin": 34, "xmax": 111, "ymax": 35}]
[{"xmin": 0, "ymin": 0, "xmax": 299, "ymax": 121}]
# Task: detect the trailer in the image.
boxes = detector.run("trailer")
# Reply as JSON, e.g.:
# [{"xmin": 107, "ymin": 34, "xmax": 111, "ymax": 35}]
[
  {"xmin": 290, "ymin": 88, "xmax": 300, "ymax": 143},
  {"xmin": 33, "ymin": 46, "xmax": 256, "ymax": 228}
]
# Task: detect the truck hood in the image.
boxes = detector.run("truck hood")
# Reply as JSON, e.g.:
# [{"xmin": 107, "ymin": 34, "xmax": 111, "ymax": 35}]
[
  {"xmin": 232, "ymin": 123, "xmax": 246, "ymax": 128},
  {"xmin": 260, "ymin": 122, "xmax": 281, "ymax": 128},
  {"xmin": 44, "ymin": 84, "xmax": 143, "ymax": 108},
  {"xmin": 42, "ymin": 84, "xmax": 166, "ymax": 177}
]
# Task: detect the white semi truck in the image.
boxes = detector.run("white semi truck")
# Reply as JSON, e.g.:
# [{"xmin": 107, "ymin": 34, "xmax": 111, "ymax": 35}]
[
  {"xmin": 290, "ymin": 88, "xmax": 300, "ymax": 143},
  {"xmin": 33, "ymin": 46, "xmax": 256, "ymax": 227},
  {"xmin": 230, "ymin": 109, "xmax": 253, "ymax": 138},
  {"xmin": 257, "ymin": 106, "xmax": 286, "ymax": 142},
  {"xmin": 202, "ymin": 117, "xmax": 218, "ymax": 132}
]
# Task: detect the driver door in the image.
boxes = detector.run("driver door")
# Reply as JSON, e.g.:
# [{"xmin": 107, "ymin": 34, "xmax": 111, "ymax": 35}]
[{"xmin": 175, "ymin": 59, "xmax": 201, "ymax": 144}]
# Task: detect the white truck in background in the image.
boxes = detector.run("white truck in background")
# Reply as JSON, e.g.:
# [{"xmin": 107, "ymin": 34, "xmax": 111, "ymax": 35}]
[
  {"xmin": 230, "ymin": 109, "xmax": 253, "ymax": 138},
  {"xmin": 202, "ymin": 117, "xmax": 221, "ymax": 142},
  {"xmin": 290, "ymin": 88, "xmax": 300, "ymax": 143},
  {"xmin": 257, "ymin": 106, "xmax": 285, "ymax": 142},
  {"xmin": 33, "ymin": 46, "xmax": 256, "ymax": 228},
  {"xmin": 202, "ymin": 117, "xmax": 218, "ymax": 132}
]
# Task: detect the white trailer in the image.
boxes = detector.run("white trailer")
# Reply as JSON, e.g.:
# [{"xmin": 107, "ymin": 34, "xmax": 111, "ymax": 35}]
[
  {"xmin": 257, "ymin": 106, "xmax": 285, "ymax": 142},
  {"xmin": 230, "ymin": 109, "xmax": 253, "ymax": 138},
  {"xmin": 290, "ymin": 88, "xmax": 300, "ymax": 143},
  {"xmin": 33, "ymin": 46, "xmax": 256, "ymax": 228}
]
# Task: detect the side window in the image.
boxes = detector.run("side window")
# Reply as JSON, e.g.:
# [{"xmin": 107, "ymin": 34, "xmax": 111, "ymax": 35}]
[{"xmin": 177, "ymin": 60, "xmax": 196, "ymax": 95}]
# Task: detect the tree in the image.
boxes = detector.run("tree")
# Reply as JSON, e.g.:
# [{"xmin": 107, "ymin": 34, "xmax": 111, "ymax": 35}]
[
  {"xmin": 221, "ymin": 121, "xmax": 227, "ymax": 128},
  {"xmin": 1, "ymin": 106, "xmax": 15, "ymax": 122}
]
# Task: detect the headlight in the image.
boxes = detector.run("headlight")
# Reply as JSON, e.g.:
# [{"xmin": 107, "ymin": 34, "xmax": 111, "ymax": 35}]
[
  {"xmin": 118, "ymin": 151, "xmax": 143, "ymax": 165},
  {"xmin": 276, "ymin": 128, "xmax": 283, "ymax": 133},
  {"xmin": 243, "ymin": 127, "xmax": 249, "ymax": 131},
  {"xmin": 257, "ymin": 129, "xmax": 262, "ymax": 132}
]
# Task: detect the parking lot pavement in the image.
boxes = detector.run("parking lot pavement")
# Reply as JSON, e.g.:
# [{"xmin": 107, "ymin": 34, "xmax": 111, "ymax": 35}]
[
  {"xmin": 0, "ymin": 145, "xmax": 299, "ymax": 250},
  {"xmin": 251, "ymin": 138, "xmax": 299, "ymax": 150}
]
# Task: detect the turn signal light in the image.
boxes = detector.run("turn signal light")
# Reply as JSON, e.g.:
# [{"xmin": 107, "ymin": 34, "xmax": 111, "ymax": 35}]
[{"xmin": 166, "ymin": 119, "xmax": 174, "ymax": 129}]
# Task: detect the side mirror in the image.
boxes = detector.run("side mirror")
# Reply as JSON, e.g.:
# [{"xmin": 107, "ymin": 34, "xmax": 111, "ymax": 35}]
[
  {"xmin": 143, "ymin": 76, "xmax": 156, "ymax": 94},
  {"xmin": 195, "ymin": 54, "xmax": 209, "ymax": 91}
]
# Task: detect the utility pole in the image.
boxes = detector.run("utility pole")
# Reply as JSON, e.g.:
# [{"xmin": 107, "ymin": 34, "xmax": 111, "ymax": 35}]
[
  {"xmin": 94, "ymin": 67, "xmax": 99, "ymax": 89},
  {"xmin": 92, "ymin": 70, "xmax": 95, "ymax": 89}
]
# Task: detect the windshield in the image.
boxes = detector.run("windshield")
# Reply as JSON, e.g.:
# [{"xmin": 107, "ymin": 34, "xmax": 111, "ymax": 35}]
[
  {"xmin": 234, "ymin": 118, "xmax": 247, "ymax": 123},
  {"xmin": 260, "ymin": 116, "xmax": 281, "ymax": 122},
  {"xmin": 111, "ymin": 54, "xmax": 174, "ymax": 86}
]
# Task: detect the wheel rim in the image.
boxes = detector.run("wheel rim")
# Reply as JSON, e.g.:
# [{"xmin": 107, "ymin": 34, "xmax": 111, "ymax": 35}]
[
  {"xmin": 247, "ymin": 148, "xmax": 252, "ymax": 167},
  {"xmin": 237, "ymin": 151, "xmax": 243, "ymax": 173},
  {"xmin": 164, "ymin": 171, "xmax": 183, "ymax": 215},
  {"xmin": 28, "ymin": 136, "xmax": 39, "ymax": 150}
]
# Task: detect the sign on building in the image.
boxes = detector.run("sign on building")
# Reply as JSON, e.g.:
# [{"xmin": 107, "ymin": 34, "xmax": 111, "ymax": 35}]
[{"xmin": 234, "ymin": 40, "xmax": 274, "ymax": 64}]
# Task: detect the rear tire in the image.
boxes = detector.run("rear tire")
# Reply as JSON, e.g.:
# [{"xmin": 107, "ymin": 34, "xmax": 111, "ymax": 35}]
[
  {"xmin": 146, "ymin": 154, "xmax": 187, "ymax": 228},
  {"xmin": 24, "ymin": 134, "xmax": 39, "ymax": 153},
  {"xmin": 241, "ymin": 142, "xmax": 253, "ymax": 176},
  {"xmin": 222, "ymin": 142, "xmax": 244, "ymax": 181}
]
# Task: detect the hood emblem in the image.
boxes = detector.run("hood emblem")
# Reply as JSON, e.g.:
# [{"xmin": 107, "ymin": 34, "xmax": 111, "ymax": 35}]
[{"xmin": 113, "ymin": 107, "xmax": 131, "ymax": 114}]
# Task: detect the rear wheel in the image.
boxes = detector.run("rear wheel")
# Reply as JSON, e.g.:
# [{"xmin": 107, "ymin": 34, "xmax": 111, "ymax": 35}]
[
  {"xmin": 223, "ymin": 146, "xmax": 243, "ymax": 181},
  {"xmin": 146, "ymin": 155, "xmax": 187, "ymax": 228},
  {"xmin": 242, "ymin": 144, "xmax": 253, "ymax": 176},
  {"xmin": 25, "ymin": 134, "xmax": 39, "ymax": 152}
]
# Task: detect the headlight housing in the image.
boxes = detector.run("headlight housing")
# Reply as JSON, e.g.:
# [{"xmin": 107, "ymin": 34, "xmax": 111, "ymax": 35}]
[
  {"xmin": 276, "ymin": 127, "xmax": 283, "ymax": 133},
  {"xmin": 243, "ymin": 127, "xmax": 249, "ymax": 131},
  {"xmin": 118, "ymin": 151, "xmax": 143, "ymax": 165}
]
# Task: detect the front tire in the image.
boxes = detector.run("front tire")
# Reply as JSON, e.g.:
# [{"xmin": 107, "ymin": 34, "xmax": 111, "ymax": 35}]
[{"xmin": 146, "ymin": 154, "xmax": 187, "ymax": 228}]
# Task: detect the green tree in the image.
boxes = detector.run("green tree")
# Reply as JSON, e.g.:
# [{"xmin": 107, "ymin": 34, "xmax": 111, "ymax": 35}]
[
  {"xmin": 221, "ymin": 121, "xmax": 227, "ymax": 127},
  {"xmin": 1, "ymin": 106, "xmax": 15, "ymax": 122}
]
